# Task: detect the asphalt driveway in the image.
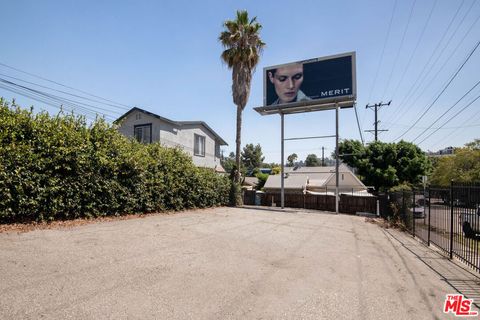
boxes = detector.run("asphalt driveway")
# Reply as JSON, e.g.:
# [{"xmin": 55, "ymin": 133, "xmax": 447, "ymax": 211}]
[{"xmin": 1, "ymin": 207, "xmax": 479, "ymax": 319}]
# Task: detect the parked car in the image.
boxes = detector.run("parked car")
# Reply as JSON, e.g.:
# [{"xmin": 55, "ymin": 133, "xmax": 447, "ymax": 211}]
[
  {"xmin": 408, "ymin": 205, "xmax": 425, "ymax": 219},
  {"xmin": 460, "ymin": 205, "xmax": 480, "ymax": 239}
]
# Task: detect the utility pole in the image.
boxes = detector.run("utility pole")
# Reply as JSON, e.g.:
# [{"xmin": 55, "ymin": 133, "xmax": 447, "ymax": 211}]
[
  {"xmin": 365, "ymin": 100, "xmax": 391, "ymax": 141},
  {"xmin": 321, "ymin": 146, "xmax": 325, "ymax": 166}
]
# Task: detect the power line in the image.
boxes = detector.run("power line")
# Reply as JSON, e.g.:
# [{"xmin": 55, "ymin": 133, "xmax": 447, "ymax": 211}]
[
  {"xmin": 367, "ymin": 0, "xmax": 397, "ymax": 103},
  {"xmin": 406, "ymin": 5, "xmax": 480, "ymax": 106},
  {"xmin": 387, "ymin": 0, "xmax": 478, "ymax": 128},
  {"xmin": 0, "ymin": 61, "xmax": 132, "ymax": 110},
  {"xmin": 381, "ymin": 121, "xmax": 480, "ymax": 130},
  {"xmin": 393, "ymin": 39, "xmax": 480, "ymax": 141},
  {"xmin": 381, "ymin": 0, "xmax": 438, "ymax": 130},
  {"xmin": 388, "ymin": 0, "xmax": 437, "ymax": 103},
  {"xmin": 388, "ymin": 0, "xmax": 465, "ymax": 124},
  {"xmin": 418, "ymin": 93, "xmax": 480, "ymax": 145},
  {"xmin": 428, "ymin": 106, "xmax": 480, "ymax": 149},
  {"xmin": 381, "ymin": 0, "xmax": 417, "ymax": 101},
  {"xmin": 412, "ymin": 79, "xmax": 480, "ymax": 142},
  {"xmin": 0, "ymin": 81, "xmax": 117, "ymax": 121},
  {"xmin": 353, "ymin": 103, "xmax": 364, "ymax": 145},
  {"xmin": 362, "ymin": 0, "xmax": 397, "ymax": 133},
  {"xmin": 0, "ymin": 72, "xmax": 129, "ymax": 112},
  {"xmin": 0, "ymin": 83, "xmax": 99, "ymax": 122},
  {"xmin": 0, "ymin": 78, "xmax": 122, "ymax": 117}
]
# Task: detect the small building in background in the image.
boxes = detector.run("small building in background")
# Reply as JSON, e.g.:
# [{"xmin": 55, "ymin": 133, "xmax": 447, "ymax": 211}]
[
  {"xmin": 263, "ymin": 165, "xmax": 370, "ymax": 196},
  {"xmin": 242, "ymin": 177, "xmax": 259, "ymax": 190}
]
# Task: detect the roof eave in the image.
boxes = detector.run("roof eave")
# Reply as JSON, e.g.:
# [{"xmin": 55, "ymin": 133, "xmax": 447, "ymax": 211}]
[{"xmin": 114, "ymin": 107, "xmax": 179, "ymax": 126}]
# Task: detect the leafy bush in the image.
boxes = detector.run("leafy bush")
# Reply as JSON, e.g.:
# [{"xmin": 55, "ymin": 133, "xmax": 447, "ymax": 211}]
[
  {"xmin": 0, "ymin": 99, "xmax": 229, "ymax": 223},
  {"xmin": 255, "ymin": 172, "xmax": 269, "ymax": 190},
  {"xmin": 271, "ymin": 166, "xmax": 281, "ymax": 175},
  {"xmin": 389, "ymin": 183, "xmax": 412, "ymax": 192}
]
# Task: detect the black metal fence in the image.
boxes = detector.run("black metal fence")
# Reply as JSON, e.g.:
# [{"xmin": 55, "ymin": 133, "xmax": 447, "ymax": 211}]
[{"xmin": 380, "ymin": 182, "xmax": 480, "ymax": 273}]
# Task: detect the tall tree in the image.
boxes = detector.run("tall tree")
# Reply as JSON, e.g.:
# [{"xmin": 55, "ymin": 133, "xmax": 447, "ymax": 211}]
[
  {"xmin": 220, "ymin": 10, "xmax": 265, "ymax": 195},
  {"xmin": 305, "ymin": 154, "xmax": 320, "ymax": 167},
  {"xmin": 221, "ymin": 152, "xmax": 236, "ymax": 174},
  {"xmin": 241, "ymin": 143, "xmax": 264, "ymax": 172},
  {"xmin": 287, "ymin": 153, "xmax": 298, "ymax": 167}
]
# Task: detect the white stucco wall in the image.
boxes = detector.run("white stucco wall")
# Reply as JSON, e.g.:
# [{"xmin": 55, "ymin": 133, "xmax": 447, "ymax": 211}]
[
  {"xmin": 116, "ymin": 110, "xmax": 221, "ymax": 169},
  {"xmin": 177, "ymin": 124, "xmax": 220, "ymax": 168},
  {"xmin": 325, "ymin": 172, "xmax": 366, "ymax": 191},
  {"xmin": 117, "ymin": 111, "xmax": 162, "ymax": 142}
]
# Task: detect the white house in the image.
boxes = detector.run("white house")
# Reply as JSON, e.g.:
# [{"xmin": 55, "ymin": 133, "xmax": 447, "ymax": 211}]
[
  {"xmin": 264, "ymin": 164, "xmax": 370, "ymax": 195},
  {"xmin": 115, "ymin": 107, "xmax": 227, "ymax": 171}
]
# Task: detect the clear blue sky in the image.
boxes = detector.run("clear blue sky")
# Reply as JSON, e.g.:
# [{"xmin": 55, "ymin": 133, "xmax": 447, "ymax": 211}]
[{"xmin": 2, "ymin": 0, "xmax": 479, "ymax": 163}]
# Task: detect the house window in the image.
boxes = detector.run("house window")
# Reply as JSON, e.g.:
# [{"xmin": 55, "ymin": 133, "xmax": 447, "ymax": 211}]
[
  {"xmin": 134, "ymin": 124, "xmax": 152, "ymax": 143},
  {"xmin": 135, "ymin": 113, "xmax": 142, "ymax": 120},
  {"xmin": 194, "ymin": 134, "xmax": 205, "ymax": 157}
]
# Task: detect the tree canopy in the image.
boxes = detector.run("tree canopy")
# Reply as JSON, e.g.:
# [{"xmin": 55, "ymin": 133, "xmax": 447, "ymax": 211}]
[
  {"xmin": 221, "ymin": 152, "xmax": 236, "ymax": 174},
  {"xmin": 241, "ymin": 143, "xmax": 264, "ymax": 172},
  {"xmin": 429, "ymin": 139, "xmax": 480, "ymax": 186},
  {"xmin": 287, "ymin": 153, "xmax": 298, "ymax": 167},
  {"xmin": 305, "ymin": 154, "xmax": 320, "ymax": 167},
  {"xmin": 338, "ymin": 139, "xmax": 431, "ymax": 191}
]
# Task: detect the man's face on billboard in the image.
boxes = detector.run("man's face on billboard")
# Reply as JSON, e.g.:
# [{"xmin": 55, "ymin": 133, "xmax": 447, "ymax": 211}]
[{"xmin": 268, "ymin": 64, "xmax": 304, "ymax": 104}]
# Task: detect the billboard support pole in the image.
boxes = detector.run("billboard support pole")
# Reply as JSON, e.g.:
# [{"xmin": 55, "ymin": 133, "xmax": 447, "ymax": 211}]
[
  {"xmin": 281, "ymin": 112, "xmax": 285, "ymax": 209},
  {"xmin": 335, "ymin": 102, "xmax": 339, "ymax": 214}
]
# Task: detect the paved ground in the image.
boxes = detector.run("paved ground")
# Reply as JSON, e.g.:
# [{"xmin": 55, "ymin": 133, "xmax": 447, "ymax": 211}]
[{"xmin": 1, "ymin": 207, "xmax": 479, "ymax": 319}]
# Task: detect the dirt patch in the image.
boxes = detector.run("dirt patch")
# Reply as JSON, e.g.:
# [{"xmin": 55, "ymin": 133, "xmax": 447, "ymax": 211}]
[
  {"xmin": 365, "ymin": 217, "xmax": 407, "ymax": 231},
  {"xmin": 0, "ymin": 213, "xmax": 151, "ymax": 234},
  {"xmin": 0, "ymin": 207, "xmax": 220, "ymax": 234}
]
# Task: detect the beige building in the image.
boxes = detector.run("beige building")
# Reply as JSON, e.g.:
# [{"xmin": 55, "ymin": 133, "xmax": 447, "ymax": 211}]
[{"xmin": 264, "ymin": 165, "xmax": 370, "ymax": 195}]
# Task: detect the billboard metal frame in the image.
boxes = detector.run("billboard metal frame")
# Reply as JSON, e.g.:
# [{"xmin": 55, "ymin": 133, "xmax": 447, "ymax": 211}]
[{"xmin": 255, "ymin": 52, "xmax": 357, "ymax": 213}]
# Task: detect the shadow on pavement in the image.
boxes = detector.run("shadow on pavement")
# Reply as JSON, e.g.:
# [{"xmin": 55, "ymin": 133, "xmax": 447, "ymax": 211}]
[
  {"xmin": 384, "ymin": 229, "xmax": 480, "ymax": 309},
  {"xmin": 239, "ymin": 205, "xmax": 338, "ymax": 215}
]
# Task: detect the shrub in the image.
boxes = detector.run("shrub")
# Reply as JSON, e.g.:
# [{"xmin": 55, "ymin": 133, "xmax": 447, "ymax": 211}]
[
  {"xmin": 0, "ymin": 99, "xmax": 229, "ymax": 223},
  {"xmin": 255, "ymin": 172, "xmax": 269, "ymax": 190}
]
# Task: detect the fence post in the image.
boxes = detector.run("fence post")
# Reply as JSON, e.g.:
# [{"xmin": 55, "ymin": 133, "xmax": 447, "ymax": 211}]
[
  {"xmin": 428, "ymin": 186, "xmax": 431, "ymax": 246},
  {"xmin": 412, "ymin": 188, "xmax": 416, "ymax": 237},
  {"xmin": 449, "ymin": 180, "xmax": 454, "ymax": 260}
]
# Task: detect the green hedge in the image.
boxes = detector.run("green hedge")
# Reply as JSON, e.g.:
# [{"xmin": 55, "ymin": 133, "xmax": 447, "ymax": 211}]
[{"xmin": 0, "ymin": 99, "xmax": 229, "ymax": 223}]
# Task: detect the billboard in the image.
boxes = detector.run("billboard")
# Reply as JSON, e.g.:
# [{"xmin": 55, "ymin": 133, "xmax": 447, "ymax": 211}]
[{"xmin": 258, "ymin": 52, "xmax": 356, "ymax": 114}]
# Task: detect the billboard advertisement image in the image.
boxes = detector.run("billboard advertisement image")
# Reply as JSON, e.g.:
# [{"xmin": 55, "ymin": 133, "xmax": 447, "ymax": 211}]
[{"xmin": 259, "ymin": 52, "xmax": 356, "ymax": 114}]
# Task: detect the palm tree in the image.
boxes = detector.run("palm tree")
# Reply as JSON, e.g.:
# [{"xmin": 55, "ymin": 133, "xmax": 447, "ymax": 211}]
[{"xmin": 219, "ymin": 10, "xmax": 265, "ymax": 203}]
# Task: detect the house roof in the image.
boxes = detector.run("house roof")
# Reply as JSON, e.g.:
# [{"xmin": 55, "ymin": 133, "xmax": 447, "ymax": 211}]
[
  {"xmin": 215, "ymin": 164, "xmax": 226, "ymax": 173},
  {"xmin": 243, "ymin": 177, "xmax": 259, "ymax": 186},
  {"xmin": 264, "ymin": 165, "xmax": 367, "ymax": 191},
  {"xmin": 284, "ymin": 164, "xmax": 351, "ymax": 173},
  {"xmin": 308, "ymin": 173, "xmax": 334, "ymax": 187},
  {"xmin": 114, "ymin": 107, "xmax": 177, "ymax": 125},
  {"xmin": 114, "ymin": 107, "xmax": 228, "ymax": 146},
  {"xmin": 178, "ymin": 121, "xmax": 228, "ymax": 145},
  {"xmin": 264, "ymin": 174, "xmax": 307, "ymax": 190}
]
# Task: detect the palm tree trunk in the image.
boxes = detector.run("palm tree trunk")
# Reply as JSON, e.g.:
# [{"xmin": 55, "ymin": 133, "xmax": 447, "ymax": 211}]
[{"xmin": 235, "ymin": 105, "xmax": 242, "ymax": 183}]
